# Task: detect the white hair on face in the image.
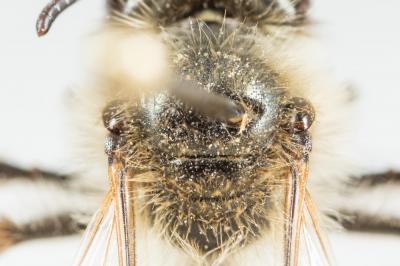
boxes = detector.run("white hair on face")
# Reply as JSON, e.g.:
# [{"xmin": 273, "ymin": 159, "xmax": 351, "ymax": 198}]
[
  {"xmin": 65, "ymin": 27, "xmax": 170, "ymax": 189},
  {"xmin": 123, "ymin": 0, "xmax": 140, "ymax": 14},
  {"xmin": 134, "ymin": 218, "xmax": 192, "ymax": 265},
  {"xmin": 276, "ymin": 0, "xmax": 296, "ymax": 16}
]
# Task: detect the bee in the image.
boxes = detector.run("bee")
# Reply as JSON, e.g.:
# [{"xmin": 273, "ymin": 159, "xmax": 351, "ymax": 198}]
[{"xmin": 1, "ymin": 0, "xmax": 399, "ymax": 265}]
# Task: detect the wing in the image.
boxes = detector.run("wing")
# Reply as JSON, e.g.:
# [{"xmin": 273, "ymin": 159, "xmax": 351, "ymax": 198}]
[
  {"xmin": 74, "ymin": 192, "xmax": 120, "ymax": 266},
  {"xmin": 299, "ymin": 191, "xmax": 332, "ymax": 266},
  {"xmin": 283, "ymin": 160, "xmax": 331, "ymax": 266},
  {"xmin": 75, "ymin": 156, "xmax": 136, "ymax": 266}
]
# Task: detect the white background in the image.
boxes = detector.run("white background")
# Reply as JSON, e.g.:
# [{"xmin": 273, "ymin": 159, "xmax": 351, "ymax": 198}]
[{"xmin": 0, "ymin": 0, "xmax": 400, "ymax": 265}]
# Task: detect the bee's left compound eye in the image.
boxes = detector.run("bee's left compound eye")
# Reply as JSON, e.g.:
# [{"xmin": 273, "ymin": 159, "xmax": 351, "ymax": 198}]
[
  {"xmin": 102, "ymin": 101, "xmax": 125, "ymax": 135},
  {"xmin": 102, "ymin": 101, "xmax": 129, "ymax": 156},
  {"xmin": 281, "ymin": 97, "xmax": 315, "ymax": 133}
]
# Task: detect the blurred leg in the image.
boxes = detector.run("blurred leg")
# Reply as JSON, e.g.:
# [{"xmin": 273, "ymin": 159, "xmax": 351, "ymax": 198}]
[
  {"xmin": 337, "ymin": 171, "xmax": 400, "ymax": 235},
  {"xmin": 0, "ymin": 214, "xmax": 86, "ymax": 251},
  {"xmin": 0, "ymin": 162, "xmax": 68, "ymax": 182}
]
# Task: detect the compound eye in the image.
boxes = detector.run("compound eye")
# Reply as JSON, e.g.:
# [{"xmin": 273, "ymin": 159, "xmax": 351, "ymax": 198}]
[
  {"xmin": 102, "ymin": 101, "xmax": 125, "ymax": 135},
  {"xmin": 282, "ymin": 97, "xmax": 315, "ymax": 133},
  {"xmin": 293, "ymin": 108, "xmax": 314, "ymax": 132}
]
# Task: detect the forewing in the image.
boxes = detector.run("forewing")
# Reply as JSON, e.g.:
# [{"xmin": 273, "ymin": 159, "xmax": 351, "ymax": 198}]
[
  {"xmin": 74, "ymin": 193, "xmax": 121, "ymax": 266},
  {"xmin": 298, "ymin": 191, "xmax": 332, "ymax": 266}
]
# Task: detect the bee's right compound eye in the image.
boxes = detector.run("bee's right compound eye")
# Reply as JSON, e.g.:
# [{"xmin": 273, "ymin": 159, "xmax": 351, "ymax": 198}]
[{"xmin": 281, "ymin": 97, "xmax": 315, "ymax": 134}]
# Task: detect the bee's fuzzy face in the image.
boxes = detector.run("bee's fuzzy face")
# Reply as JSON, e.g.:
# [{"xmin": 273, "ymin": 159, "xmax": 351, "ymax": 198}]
[
  {"xmin": 66, "ymin": 0, "xmax": 356, "ymax": 265},
  {"xmin": 100, "ymin": 21, "xmax": 316, "ymax": 256}
]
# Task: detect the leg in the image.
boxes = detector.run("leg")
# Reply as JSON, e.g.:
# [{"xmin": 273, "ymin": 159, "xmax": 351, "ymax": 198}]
[
  {"xmin": 351, "ymin": 171, "xmax": 400, "ymax": 186},
  {"xmin": 336, "ymin": 171, "xmax": 400, "ymax": 235},
  {"xmin": 0, "ymin": 162, "xmax": 97, "ymax": 252},
  {"xmin": 0, "ymin": 162, "xmax": 68, "ymax": 182},
  {"xmin": 0, "ymin": 214, "xmax": 86, "ymax": 251},
  {"xmin": 338, "ymin": 211, "xmax": 400, "ymax": 235}
]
